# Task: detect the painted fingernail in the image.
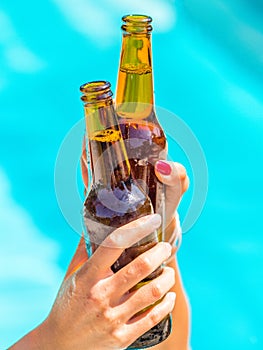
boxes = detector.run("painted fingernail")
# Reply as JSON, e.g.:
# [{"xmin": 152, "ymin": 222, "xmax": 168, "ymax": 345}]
[{"xmin": 155, "ymin": 161, "xmax": 172, "ymax": 176}]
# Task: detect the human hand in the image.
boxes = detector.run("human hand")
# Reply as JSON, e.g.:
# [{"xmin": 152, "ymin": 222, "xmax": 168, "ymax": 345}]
[
  {"xmin": 63, "ymin": 159, "xmax": 189, "ymax": 350},
  {"xmin": 41, "ymin": 214, "xmax": 176, "ymax": 350},
  {"xmin": 64, "ymin": 160, "xmax": 190, "ymax": 350},
  {"xmin": 9, "ymin": 161, "xmax": 190, "ymax": 350}
]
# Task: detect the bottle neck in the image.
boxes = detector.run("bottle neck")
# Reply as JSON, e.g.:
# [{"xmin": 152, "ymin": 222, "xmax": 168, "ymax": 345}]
[
  {"xmin": 84, "ymin": 101, "xmax": 131, "ymax": 187},
  {"xmin": 116, "ymin": 32, "xmax": 155, "ymax": 120}
]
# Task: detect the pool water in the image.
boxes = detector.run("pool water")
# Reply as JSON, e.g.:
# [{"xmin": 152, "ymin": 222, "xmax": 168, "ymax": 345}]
[{"xmin": 0, "ymin": 1, "xmax": 262, "ymax": 349}]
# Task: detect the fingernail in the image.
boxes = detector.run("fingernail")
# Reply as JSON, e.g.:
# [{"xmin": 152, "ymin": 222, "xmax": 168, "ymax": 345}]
[
  {"xmin": 168, "ymin": 292, "xmax": 176, "ymax": 302},
  {"xmin": 162, "ymin": 242, "xmax": 172, "ymax": 254},
  {"xmin": 151, "ymin": 214, "xmax": 162, "ymax": 227},
  {"xmin": 156, "ymin": 161, "xmax": 172, "ymax": 176}
]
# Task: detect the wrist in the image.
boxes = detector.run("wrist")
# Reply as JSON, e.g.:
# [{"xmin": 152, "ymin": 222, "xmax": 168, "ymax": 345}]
[{"xmin": 8, "ymin": 317, "xmax": 55, "ymax": 350}]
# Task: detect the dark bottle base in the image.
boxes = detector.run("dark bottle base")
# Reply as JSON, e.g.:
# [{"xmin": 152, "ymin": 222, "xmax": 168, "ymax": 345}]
[{"xmin": 127, "ymin": 314, "xmax": 172, "ymax": 349}]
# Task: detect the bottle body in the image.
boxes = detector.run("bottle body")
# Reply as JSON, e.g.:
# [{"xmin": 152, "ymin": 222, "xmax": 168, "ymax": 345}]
[
  {"xmin": 119, "ymin": 114, "xmax": 167, "ymax": 219},
  {"xmin": 116, "ymin": 15, "xmax": 170, "ymax": 348},
  {"xmin": 83, "ymin": 128, "xmax": 159, "ymax": 282}
]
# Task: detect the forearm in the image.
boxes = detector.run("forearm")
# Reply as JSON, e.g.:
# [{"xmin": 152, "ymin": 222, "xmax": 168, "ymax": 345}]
[
  {"xmin": 153, "ymin": 255, "xmax": 191, "ymax": 350},
  {"xmin": 8, "ymin": 319, "xmax": 52, "ymax": 350}
]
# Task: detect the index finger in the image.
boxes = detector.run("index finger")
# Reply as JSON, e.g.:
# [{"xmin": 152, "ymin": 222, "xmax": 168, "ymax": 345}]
[{"xmin": 82, "ymin": 214, "xmax": 162, "ymax": 279}]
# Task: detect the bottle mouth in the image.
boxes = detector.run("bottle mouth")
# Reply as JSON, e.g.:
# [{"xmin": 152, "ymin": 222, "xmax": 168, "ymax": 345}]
[
  {"xmin": 122, "ymin": 14, "xmax": 153, "ymax": 34},
  {"xmin": 80, "ymin": 81, "xmax": 113, "ymax": 104}
]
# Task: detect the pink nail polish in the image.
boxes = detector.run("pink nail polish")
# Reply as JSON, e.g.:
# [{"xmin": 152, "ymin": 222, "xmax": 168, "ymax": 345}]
[{"xmin": 155, "ymin": 161, "xmax": 172, "ymax": 176}]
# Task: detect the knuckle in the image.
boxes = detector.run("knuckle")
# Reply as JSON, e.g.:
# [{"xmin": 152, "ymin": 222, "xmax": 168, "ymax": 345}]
[
  {"xmin": 87, "ymin": 283, "xmax": 105, "ymax": 304},
  {"xmin": 104, "ymin": 233, "xmax": 119, "ymax": 248},
  {"xmin": 111, "ymin": 327, "xmax": 124, "ymax": 344},
  {"xmin": 87, "ymin": 289, "xmax": 99, "ymax": 303},
  {"xmin": 122, "ymin": 267, "xmax": 135, "ymax": 284},
  {"xmin": 103, "ymin": 308, "xmax": 116, "ymax": 323},
  {"xmin": 174, "ymin": 163, "xmax": 187, "ymax": 180},
  {"xmin": 150, "ymin": 282, "xmax": 163, "ymax": 299},
  {"xmin": 135, "ymin": 255, "xmax": 152, "ymax": 274},
  {"xmin": 148, "ymin": 308, "xmax": 161, "ymax": 325},
  {"xmin": 179, "ymin": 166, "xmax": 187, "ymax": 181}
]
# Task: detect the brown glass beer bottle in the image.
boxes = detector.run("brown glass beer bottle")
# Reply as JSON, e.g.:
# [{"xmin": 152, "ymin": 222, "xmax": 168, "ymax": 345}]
[{"xmin": 80, "ymin": 81, "xmax": 170, "ymax": 348}]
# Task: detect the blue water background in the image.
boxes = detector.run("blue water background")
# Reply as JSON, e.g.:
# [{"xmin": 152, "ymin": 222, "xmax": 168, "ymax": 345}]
[{"xmin": 0, "ymin": 1, "xmax": 262, "ymax": 349}]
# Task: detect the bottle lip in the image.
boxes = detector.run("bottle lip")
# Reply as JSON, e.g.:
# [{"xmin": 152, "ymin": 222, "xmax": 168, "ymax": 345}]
[
  {"xmin": 122, "ymin": 14, "xmax": 152, "ymax": 24},
  {"xmin": 80, "ymin": 81, "xmax": 113, "ymax": 104},
  {"xmin": 122, "ymin": 14, "xmax": 153, "ymax": 33},
  {"xmin": 80, "ymin": 80, "xmax": 111, "ymax": 93}
]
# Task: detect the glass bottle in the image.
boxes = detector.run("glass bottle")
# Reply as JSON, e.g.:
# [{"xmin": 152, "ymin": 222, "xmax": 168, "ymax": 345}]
[
  {"xmin": 116, "ymin": 14, "xmax": 167, "ymax": 230},
  {"xmin": 80, "ymin": 81, "xmax": 169, "ymax": 348},
  {"xmin": 116, "ymin": 16, "xmax": 171, "ymax": 346}
]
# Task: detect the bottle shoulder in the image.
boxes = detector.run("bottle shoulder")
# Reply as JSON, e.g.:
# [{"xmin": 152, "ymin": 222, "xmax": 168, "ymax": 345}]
[
  {"xmin": 118, "ymin": 116, "xmax": 167, "ymax": 154},
  {"xmin": 84, "ymin": 181, "xmax": 153, "ymax": 222},
  {"xmin": 118, "ymin": 115, "xmax": 165, "ymax": 135}
]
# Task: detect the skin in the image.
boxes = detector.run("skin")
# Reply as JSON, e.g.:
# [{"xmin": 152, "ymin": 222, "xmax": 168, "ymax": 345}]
[{"xmin": 9, "ymin": 161, "xmax": 191, "ymax": 350}]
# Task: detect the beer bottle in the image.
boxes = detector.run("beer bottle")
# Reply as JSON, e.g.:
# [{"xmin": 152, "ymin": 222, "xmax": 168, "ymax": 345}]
[
  {"xmin": 80, "ymin": 81, "xmax": 169, "ymax": 348},
  {"xmin": 116, "ymin": 14, "xmax": 167, "ymax": 229},
  {"xmin": 115, "ymin": 15, "xmax": 171, "ymax": 346}
]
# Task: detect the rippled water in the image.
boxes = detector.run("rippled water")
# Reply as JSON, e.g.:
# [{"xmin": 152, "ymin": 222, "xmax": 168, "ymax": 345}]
[{"xmin": 0, "ymin": 1, "xmax": 262, "ymax": 349}]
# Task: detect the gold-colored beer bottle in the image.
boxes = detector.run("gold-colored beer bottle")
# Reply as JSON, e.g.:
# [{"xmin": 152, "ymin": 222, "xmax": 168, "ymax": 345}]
[
  {"xmin": 116, "ymin": 14, "xmax": 167, "ymax": 223},
  {"xmin": 116, "ymin": 16, "xmax": 171, "ymax": 346},
  {"xmin": 80, "ymin": 81, "xmax": 169, "ymax": 348}
]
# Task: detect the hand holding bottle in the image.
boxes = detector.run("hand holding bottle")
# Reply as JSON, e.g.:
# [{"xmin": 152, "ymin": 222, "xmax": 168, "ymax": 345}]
[
  {"xmin": 9, "ymin": 214, "xmax": 175, "ymax": 350},
  {"xmin": 62, "ymin": 161, "xmax": 190, "ymax": 350}
]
